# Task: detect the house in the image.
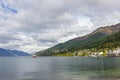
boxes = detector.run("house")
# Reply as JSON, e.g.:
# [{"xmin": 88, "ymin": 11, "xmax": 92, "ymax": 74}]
[
  {"xmin": 113, "ymin": 48, "xmax": 120, "ymax": 56},
  {"xmin": 108, "ymin": 48, "xmax": 120, "ymax": 57}
]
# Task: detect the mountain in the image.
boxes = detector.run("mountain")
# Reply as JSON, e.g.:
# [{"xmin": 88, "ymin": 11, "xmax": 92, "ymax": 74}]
[
  {"xmin": 85, "ymin": 31, "xmax": 120, "ymax": 49},
  {"xmin": 36, "ymin": 23, "xmax": 120, "ymax": 56},
  {"xmin": 0, "ymin": 48, "xmax": 31, "ymax": 56}
]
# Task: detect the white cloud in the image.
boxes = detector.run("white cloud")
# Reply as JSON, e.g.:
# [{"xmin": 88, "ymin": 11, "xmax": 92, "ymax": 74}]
[
  {"xmin": 58, "ymin": 34, "xmax": 77, "ymax": 43},
  {"xmin": 0, "ymin": 0, "xmax": 120, "ymax": 53}
]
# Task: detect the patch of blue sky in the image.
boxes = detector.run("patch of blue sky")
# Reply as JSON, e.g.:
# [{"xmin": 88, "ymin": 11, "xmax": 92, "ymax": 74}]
[
  {"xmin": 0, "ymin": 1, "xmax": 18, "ymax": 14},
  {"xmin": 0, "ymin": 15, "xmax": 8, "ymax": 20}
]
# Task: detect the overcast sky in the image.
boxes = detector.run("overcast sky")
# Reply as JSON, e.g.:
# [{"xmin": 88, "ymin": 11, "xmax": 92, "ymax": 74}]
[{"xmin": 0, "ymin": 0, "xmax": 120, "ymax": 53}]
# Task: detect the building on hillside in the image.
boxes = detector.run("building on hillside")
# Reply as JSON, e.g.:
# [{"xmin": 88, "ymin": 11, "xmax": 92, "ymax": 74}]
[{"xmin": 108, "ymin": 48, "xmax": 120, "ymax": 57}]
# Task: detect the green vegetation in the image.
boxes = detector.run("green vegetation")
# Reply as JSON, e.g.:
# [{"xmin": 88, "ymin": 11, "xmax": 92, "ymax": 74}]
[
  {"xmin": 84, "ymin": 31, "xmax": 120, "ymax": 49},
  {"xmin": 36, "ymin": 32, "xmax": 108, "ymax": 56},
  {"xmin": 49, "ymin": 32, "xmax": 107, "ymax": 51},
  {"xmin": 51, "ymin": 52, "xmax": 74, "ymax": 56},
  {"xmin": 36, "ymin": 30, "xmax": 120, "ymax": 56}
]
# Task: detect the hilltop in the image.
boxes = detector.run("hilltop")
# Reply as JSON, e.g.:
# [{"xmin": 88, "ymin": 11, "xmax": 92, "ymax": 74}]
[{"xmin": 36, "ymin": 23, "xmax": 120, "ymax": 56}]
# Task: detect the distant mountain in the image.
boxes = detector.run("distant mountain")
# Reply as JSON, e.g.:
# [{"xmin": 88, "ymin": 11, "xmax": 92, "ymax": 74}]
[
  {"xmin": 0, "ymin": 48, "xmax": 31, "ymax": 56},
  {"xmin": 36, "ymin": 23, "xmax": 120, "ymax": 56}
]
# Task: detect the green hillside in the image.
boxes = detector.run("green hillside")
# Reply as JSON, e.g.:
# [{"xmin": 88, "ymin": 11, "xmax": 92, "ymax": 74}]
[
  {"xmin": 36, "ymin": 32, "xmax": 108, "ymax": 56},
  {"xmin": 36, "ymin": 23, "xmax": 120, "ymax": 56},
  {"xmin": 49, "ymin": 32, "xmax": 107, "ymax": 51},
  {"xmin": 85, "ymin": 31, "xmax": 120, "ymax": 49}
]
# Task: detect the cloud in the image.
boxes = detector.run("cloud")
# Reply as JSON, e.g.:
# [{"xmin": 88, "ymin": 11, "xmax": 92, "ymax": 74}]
[{"xmin": 0, "ymin": 0, "xmax": 120, "ymax": 53}]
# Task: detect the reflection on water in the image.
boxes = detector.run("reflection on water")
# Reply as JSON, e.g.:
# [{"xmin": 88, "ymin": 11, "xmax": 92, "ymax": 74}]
[{"xmin": 0, "ymin": 57, "xmax": 120, "ymax": 80}]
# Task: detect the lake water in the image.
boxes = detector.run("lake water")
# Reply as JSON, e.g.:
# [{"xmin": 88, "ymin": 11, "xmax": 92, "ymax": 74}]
[{"xmin": 0, "ymin": 57, "xmax": 120, "ymax": 80}]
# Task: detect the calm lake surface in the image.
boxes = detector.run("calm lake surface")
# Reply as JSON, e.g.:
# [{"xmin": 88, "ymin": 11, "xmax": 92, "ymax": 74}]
[{"xmin": 0, "ymin": 57, "xmax": 120, "ymax": 80}]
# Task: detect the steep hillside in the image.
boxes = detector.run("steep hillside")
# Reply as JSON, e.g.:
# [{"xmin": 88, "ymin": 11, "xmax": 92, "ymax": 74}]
[
  {"xmin": 0, "ymin": 48, "xmax": 31, "ymax": 56},
  {"xmin": 74, "ymin": 23, "xmax": 120, "ymax": 40},
  {"xmin": 85, "ymin": 31, "xmax": 120, "ymax": 49},
  {"xmin": 36, "ymin": 23, "xmax": 120, "ymax": 56}
]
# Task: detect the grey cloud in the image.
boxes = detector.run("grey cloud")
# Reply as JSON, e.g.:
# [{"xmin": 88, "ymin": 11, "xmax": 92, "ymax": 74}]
[
  {"xmin": 0, "ymin": 34, "xmax": 20, "ymax": 43},
  {"xmin": 36, "ymin": 39, "xmax": 58, "ymax": 44},
  {"xmin": 0, "ymin": 0, "xmax": 120, "ymax": 53}
]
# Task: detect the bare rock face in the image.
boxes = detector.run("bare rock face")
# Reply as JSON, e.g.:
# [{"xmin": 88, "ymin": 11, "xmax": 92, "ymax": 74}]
[{"xmin": 92, "ymin": 23, "xmax": 120, "ymax": 35}]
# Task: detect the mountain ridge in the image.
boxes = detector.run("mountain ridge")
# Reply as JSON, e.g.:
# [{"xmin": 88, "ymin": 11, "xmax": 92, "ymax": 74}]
[
  {"xmin": 36, "ymin": 23, "xmax": 120, "ymax": 56},
  {"xmin": 73, "ymin": 23, "xmax": 120, "ymax": 41},
  {"xmin": 0, "ymin": 48, "xmax": 31, "ymax": 56}
]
